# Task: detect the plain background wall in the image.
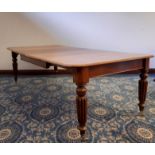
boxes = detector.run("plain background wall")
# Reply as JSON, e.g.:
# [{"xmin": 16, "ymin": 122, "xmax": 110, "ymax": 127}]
[
  {"xmin": 0, "ymin": 12, "xmax": 155, "ymax": 70},
  {"xmin": 0, "ymin": 13, "xmax": 58, "ymax": 70}
]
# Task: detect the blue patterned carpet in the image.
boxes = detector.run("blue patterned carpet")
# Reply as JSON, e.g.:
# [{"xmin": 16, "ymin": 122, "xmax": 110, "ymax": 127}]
[{"xmin": 0, "ymin": 74, "xmax": 155, "ymax": 143}]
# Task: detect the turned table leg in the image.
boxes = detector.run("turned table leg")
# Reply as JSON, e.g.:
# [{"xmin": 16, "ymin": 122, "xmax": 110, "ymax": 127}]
[
  {"xmin": 73, "ymin": 67, "xmax": 89, "ymax": 138},
  {"xmin": 12, "ymin": 52, "xmax": 18, "ymax": 83},
  {"xmin": 54, "ymin": 65, "xmax": 58, "ymax": 72},
  {"xmin": 138, "ymin": 59, "xmax": 149, "ymax": 112},
  {"xmin": 76, "ymin": 84, "xmax": 88, "ymax": 137}
]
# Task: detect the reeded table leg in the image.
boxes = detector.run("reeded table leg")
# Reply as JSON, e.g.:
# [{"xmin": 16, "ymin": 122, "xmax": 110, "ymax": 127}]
[
  {"xmin": 12, "ymin": 52, "xmax": 18, "ymax": 83},
  {"xmin": 138, "ymin": 59, "xmax": 149, "ymax": 112},
  {"xmin": 73, "ymin": 67, "xmax": 89, "ymax": 139},
  {"xmin": 76, "ymin": 84, "xmax": 88, "ymax": 137}
]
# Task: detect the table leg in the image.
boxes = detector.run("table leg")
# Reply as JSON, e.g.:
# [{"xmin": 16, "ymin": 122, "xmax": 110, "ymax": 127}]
[
  {"xmin": 54, "ymin": 65, "xmax": 58, "ymax": 72},
  {"xmin": 138, "ymin": 59, "xmax": 149, "ymax": 112},
  {"xmin": 73, "ymin": 67, "xmax": 89, "ymax": 140},
  {"xmin": 12, "ymin": 52, "xmax": 18, "ymax": 83},
  {"xmin": 76, "ymin": 84, "xmax": 88, "ymax": 138}
]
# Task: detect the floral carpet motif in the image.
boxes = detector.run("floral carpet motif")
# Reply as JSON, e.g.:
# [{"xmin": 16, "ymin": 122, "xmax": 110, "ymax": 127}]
[
  {"xmin": 56, "ymin": 121, "xmax": 93, "ymax": 143},
  {"xmin": 0, "ymin": 75, "xmax": 155, "ymax": 143},
  {"xmin": 88, "ymin": 104, "xmax": 115, "ymax": 122},
  {"xmin": 31, "ymin": 104, "xmax": 59, "ymax": 122},
  {"xmin": 126, "ymin": 120, "xmax": 155, "ymax": 142},
  {"xmin": 0, "ymin": 122, "xmax": 22, "ymax": 143}
]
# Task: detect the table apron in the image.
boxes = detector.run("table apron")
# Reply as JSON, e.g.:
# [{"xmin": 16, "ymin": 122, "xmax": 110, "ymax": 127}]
[
  {"xmin": 21, "ymin": 55, "xmax": 52, "ymax": 68},
  {"xmin": 89, "ymin": 59, "xmax": 144, "ymax": 77}
]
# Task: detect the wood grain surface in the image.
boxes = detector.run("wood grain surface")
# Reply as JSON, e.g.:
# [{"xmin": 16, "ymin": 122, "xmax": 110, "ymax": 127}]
[{"xmin": 8, "ymin": 45, "xmax": 153, "ymax": 67}]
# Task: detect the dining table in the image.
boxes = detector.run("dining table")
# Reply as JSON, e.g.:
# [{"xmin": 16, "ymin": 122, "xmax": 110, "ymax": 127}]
[{"xmin": 7, "ymin": 45, "xmax": 154, "ymax": 139}]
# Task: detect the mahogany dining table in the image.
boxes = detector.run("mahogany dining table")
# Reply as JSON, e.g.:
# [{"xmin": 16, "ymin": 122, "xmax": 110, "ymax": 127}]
[{"xmin": 7, "ymin": 45, "xmax": 153, "ymax": 139}]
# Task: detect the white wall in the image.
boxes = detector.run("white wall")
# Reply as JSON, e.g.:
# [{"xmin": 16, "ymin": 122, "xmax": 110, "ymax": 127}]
[
  {"xmin": 0, "ymin": 12, "xmax": 155, "ymax": 69},
  {"xmin": 0, "ymin": 13, "xmax": 58, "ymax": 70}
]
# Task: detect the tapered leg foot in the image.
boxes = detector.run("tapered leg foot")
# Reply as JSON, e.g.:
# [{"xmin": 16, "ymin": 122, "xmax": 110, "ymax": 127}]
[
  {"xmin": 76, "ymin": 84, "xmax": 88, "ymax": 138},
  {"xmin": 12, "ymin": 52, "xmax": 18, "ymax": 83},
  {"xmin": 138, "ymin": 59, "xmax": 149, "ymax": 112}
]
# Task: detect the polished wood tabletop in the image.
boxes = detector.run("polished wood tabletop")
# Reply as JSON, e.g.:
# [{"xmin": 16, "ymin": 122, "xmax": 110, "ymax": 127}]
[
  {"xmin": 8, "ymin": 45, "xmax": 153, "ymax": 67},
  {"xmin": 8, "ymin": 45, "xmax": 154, "ymax": 141}
]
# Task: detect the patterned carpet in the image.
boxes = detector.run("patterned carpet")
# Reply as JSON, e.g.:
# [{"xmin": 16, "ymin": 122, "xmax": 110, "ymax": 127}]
[{"xmin": 0, "ymin": 74, "xmax": 155, "ymax": 143}]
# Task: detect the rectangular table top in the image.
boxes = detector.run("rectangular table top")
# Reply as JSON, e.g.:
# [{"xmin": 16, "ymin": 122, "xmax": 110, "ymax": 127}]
[{"xmin": 8, "ymin": 45, "xmax": 153, "ymax": 67}]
